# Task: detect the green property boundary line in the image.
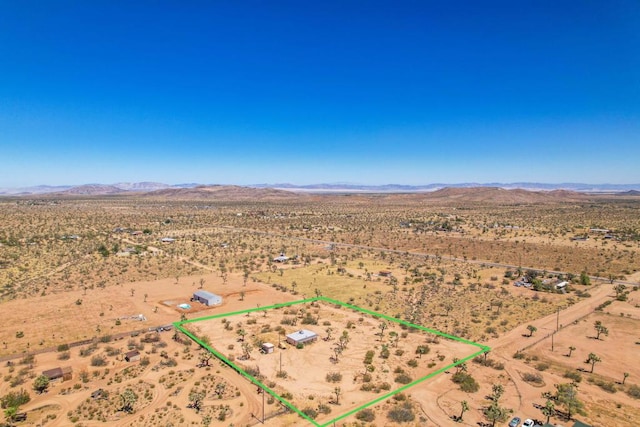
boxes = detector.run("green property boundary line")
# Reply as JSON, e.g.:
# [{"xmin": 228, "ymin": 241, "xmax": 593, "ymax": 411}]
[{"xmin": 174, "ymin": 296, "xmax": 490, "ymax": 426}]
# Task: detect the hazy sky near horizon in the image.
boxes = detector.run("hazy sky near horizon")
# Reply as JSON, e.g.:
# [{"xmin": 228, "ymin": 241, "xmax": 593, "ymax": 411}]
[{"xmin": 1, "ymin": 1, "xmax": 639, "ymax": 187}]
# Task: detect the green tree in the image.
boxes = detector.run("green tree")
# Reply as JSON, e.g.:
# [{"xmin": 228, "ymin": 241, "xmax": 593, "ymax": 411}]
[
  {"xmin": 594, "ymin": 321, "xmax": 608, "ymax": 340},
  {"xmin": 415, "ymin": 345, "xmax": 430, "ymax": 358},
  {"xmin": 555, "ymin": 382, "xmax": 585, "ymax": 419},
  {"xmin": 33, "ymin": 375, "xmax": 50, "ymax": 394},
  {"xmin": 483, "ymin": 401, "xmax": 511, "ymax": 427},
  {"xmin": 4, "ymin": 406, "xmax": 18, "ymax": 425},
  {"xmin": 491, "ymin": 384, "xmax": 504, "ymax": 402},
  {"xmin": 120, "ymin": 388, "xmax": 138, "ymax": 413},
  {"xmin": 333, "ymin": 387, "xmax": 342, "ymax": 405},
  {"xmin": 458, "ymin": 400, "xmax": 469, "ymax": 422},
  {"xmin": 579, "ymin": 271, "xmax": 591, "ymax": 285},
  {"xmin": 541, "ymin": 399, "xmax": 555, "ymax": 424},
  {"xmin": 189, "ymin": 390, "xmax": 205, "ymax": 413},
  {"xmin": 527, "ymin": 324, "xmax": 537, "ymax": 337},
  {"xmin": 586, "ymin": 352, "xmax": 601, "ymax": 373}
]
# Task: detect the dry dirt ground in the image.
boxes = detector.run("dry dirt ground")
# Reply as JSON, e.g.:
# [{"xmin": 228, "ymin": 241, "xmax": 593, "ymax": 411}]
[
  {"xmin": 1, "ymin": 195, "xmax": 640, "ymax": 426},
  {"xmin": 186, "ymin": 299, "xmax": 482, "ymax": 426}
]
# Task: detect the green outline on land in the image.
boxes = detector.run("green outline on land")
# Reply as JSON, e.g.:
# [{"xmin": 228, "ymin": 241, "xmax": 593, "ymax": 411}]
[{"xmin": 174, "ymin": 296, "xmax": 489, "ymax": 426}]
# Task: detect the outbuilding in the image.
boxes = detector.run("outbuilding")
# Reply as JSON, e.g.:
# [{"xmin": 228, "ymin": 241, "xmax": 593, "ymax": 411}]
[
  {"xmin": 42, "ymin": 366, "xmax": 72, "ymax": 382},
  {"xmin": 124, "ymin": 351, "xmax": 140, "ymax": 362},
  {"xmin": 286, "ymin": 329, "xmax": 318, "ymax": 346},
  {"xmin": 192, "ymin": 290, "xmax": 223, "ymax": 306},
  {"xmin": 261, "ymin": 343, "xmax": 275, "ymax": 354}
]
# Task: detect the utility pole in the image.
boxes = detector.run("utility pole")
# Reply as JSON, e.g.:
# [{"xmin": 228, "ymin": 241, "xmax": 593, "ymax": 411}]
[{"xmin": 556, "ymin": 306, "xmax": 560, "ymax": 331}]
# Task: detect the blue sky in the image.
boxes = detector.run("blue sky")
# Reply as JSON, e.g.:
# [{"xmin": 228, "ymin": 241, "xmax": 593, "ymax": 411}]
[{"xmin": 1, "ymin": 1, "xmax": 639, "ymax": 187}]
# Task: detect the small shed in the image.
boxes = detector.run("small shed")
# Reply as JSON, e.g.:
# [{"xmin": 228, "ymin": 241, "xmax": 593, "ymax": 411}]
[
  {"xmin": 160, "ymin": 237, "xmax": 175, "ymax": 243},
  {"xmin": 192, "ymin": 290, "xmax": 222, "ymax": 306},
  {"xmin": 379, "ymin": 270, "xmax": 392, "ymax": 277},
  {"xmin": 124, "ymin": 350, "xmax": 140, "ymax": 362},
  {"xmin": 286, "ymin": 329, "xmax": 318, "ymax": 346},
  {"xmin": 262, "ymin": 343, "xmax": 275, "ymax": 354},
  {"xmin": 42, "ymin": 366, "xmax": 72, "ymax": 382},
  {"xmin": 273, "ymin": 253, "xmax": 289, "ymax": 263},
  {"xmin": 555, "ymin": 281, "xmax": 568, "ymax": 290}
]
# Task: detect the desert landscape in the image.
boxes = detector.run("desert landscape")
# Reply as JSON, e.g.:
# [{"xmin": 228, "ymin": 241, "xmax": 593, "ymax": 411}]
[{"xmin": 0, "ymin": 187, "xmax": 639, "ymax": 426}]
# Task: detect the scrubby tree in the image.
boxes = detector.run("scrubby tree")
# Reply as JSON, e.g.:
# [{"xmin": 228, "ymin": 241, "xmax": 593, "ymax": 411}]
[
  {"xmin": 459, "ymin": 400, "xmax": 469, "ymax": 422},
  {"xmin": 120, "ymin": 388, "xmax": 138, "ymax": 413},
  {"xmin": 594, "ymin": 321, "xmax": 608, "ymax": 340},
  {"xmin": 567, "ymin": 345, "xmax": 576, "ymax": 358},
  {"xmin": 33, "ymin": 375, "xmax": 50, "ymax": 394},
  {"xmin": 483, "ymin": 401, "xmax": 511, "ymax": 427},
  {"xmin": 333, "ymin": 387, "xmax": 342, "ymax": 405},
  {"xmin": 527, "ymin": 325, "xmax": 537, "ymax": 337},
  {"xmin": 491, "ymin": 384, "xmax": 504, "ymax": 402},
  {"xmin": 586, "ymin": 353, "xmax": 601, "ymax": 373},
  {"xmin": 623, "ymin": 372, "xmax": 630, "ymax": 385},
  {"xmin": 379, "ymin": 321, "xmax": 387, "ymax": 339},
  {"xmin": 189, "ymin": 390, "xmax": 205, "ymax": 412},
  {"xmin": 555, "ymin": 382, "xmax": 585, "ymax": 419},
  {"xmin": 415, "ymin": 345, "xmax": 429, "ymax": 358},
  {"xmin": 541, "ymin": 399, "xmax": 555, "ymax": 424}
]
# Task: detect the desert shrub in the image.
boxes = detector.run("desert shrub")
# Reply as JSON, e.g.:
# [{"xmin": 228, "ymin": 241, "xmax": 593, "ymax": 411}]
[
  {"xmin": 0, "ymin": 389, "xmax": 31, "ymax": 408},
  {"xmin": 513, "ymin": 351, "xmax": 525, "ymax": 359},
  {"xmin": 356, "ymin": 408, "xmax": 376, "ymax": 422},
  {"xmin": 536, "ymin": 362, "xmax": 549, "ymax": 371},
  {"xmin": 387, "ymin": 402, "xmax": 415, "ymax": 423},
  {"xmin": 597, "ymin": 380, "xmax": 617, "ymax": 393},
  {"xmin": 57, "ymin": 344, "xmax": 69, "ymax": 352},
  {"xmin": 58, "ymin": 351, "xmax": 70, "ymax": 361},
  {"xmin": 563, "ymin": 370, "xmax": 582, "ymax": 383},
  {"xmin": 451, "ymin": 372, "xmax": 479, "ymax": 392},
  {"xmin": 626, "ymin": 385, "xmax": 640, "ymax": 399},
  {"xmin": 318, "ymin": 403, "xmax": 332, "ymax": 414},
  {"xmin": 325, "ymin": 372, "xmax": 342, "ymax": 383},
  {"xmin": 90, "ymin": 356, "xmax": 107, "ymax": 367},
  {"xmin": 364, "ymin": 350, "xmax": 375, "ymax": 365},
  {"xmin": 407, "ymin": 359, "xmax": 418, "ymax": 368},
  {"xmin": 522, "ymin": 372, "xmax": 543, "ymax": 384},
  {"xmin": 301, "ymin": 407, "xmax": 318, "ymax": 419}
]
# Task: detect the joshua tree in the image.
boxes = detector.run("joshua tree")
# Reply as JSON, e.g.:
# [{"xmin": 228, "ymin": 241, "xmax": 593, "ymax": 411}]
[
  {"xmin": 483, "ymin": 401, "xmax": 512, "ymax": 427},
  {"xmin": 459, "ymin": 400, "xmax": 469, "ymax": 422},
  {"xmin": 378, "ymin": 321, "xmax": 387, "ymax": 339},
  {"xmin": 241, "ymin": 342, "xmax": 252, "ymax": 360},
  {"xmin": 555, "ymin": 382, "xmax": 585, "ymax": 419},
  {"xmin": 120, "ymin": 388, "xmax": 138, "ymax": 413},
  {"xmin": 541, "ymin": 399, "xmax": 555, "ymax": 424},
  {"xmin": 586, "ymin": 352, "xmax": 601, "ymax": 373},
  {"xmin": 199, "ymin": 278, "xmax": 205, "ymax": 289},
  {"xmin": 415, "ymin": 345, "xmax": 429, "ymax": 358},
  {"xmin": 237, "ymin": 329, "xmax": 246, "ymax": 342},
  {"xmin": 526, "ymin": 325, "xmax": 537, "ymax": 337},
  {"xmin": 622, "ymin": 372, "xmax": 630, "ymax": 385},
  {"xmin": 333, "ymin": 346, "xmax": 342, "ymax": 362},
  {"xmin": 325, "ymin": 327, "xmax": 333, "ymax": 340},
  {"xmin": 594, "ymin": 321, "xmax": 608, "ymax": 340},
  {"xmin": 33, "ymin": 375, "xmax": 50, "ymax": 394},
  {"xmin": 333, "ymin": 387, "xmax": 342, "ymax": 405},
  {"xmin": 491, "ymin": 384, "xmax": 504, "ymax": 402},
  {"xmin": 240, "ymin": 291, "xmax": 245, "ymax": 301},
  {"xmin": 188, "ymin": 390, "xmax": 205, "ymax": 412},
  {"xmin": 215, "ymin": 382, "xmax": 226, "ymax": 399},
  {"xmin": 567, "ymin": 345, "xmax": 576, "ymax": 357},
  {"xmin": 143, "ymin": 293, "xmax": 148, "ymax": 302}
]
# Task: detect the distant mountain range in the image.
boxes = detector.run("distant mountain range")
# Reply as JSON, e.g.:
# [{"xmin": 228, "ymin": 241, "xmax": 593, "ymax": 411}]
[{"xmin": 1, "ymin": 181, "xmax": 639, "ymax": 196}]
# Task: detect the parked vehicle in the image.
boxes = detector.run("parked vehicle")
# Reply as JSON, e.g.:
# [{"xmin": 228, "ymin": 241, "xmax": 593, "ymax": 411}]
[
  {"xmin": 509, "ymin": 417, "xmax": 521, "ymax": 427},
  {"xmin": 523, "ymin": 419, "xmax": 535, "ymax": 427}
]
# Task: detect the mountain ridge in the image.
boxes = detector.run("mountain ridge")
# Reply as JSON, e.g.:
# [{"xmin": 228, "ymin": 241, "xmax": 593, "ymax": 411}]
[{"xmin": 1, "ymin": 181, "xmax": 639, "ymax": 196}]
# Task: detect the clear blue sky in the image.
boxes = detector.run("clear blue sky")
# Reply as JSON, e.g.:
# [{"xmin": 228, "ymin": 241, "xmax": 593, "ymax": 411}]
[{"xmin": 1, "ymin": 1, "xmax": 639, "ymax": 187}]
